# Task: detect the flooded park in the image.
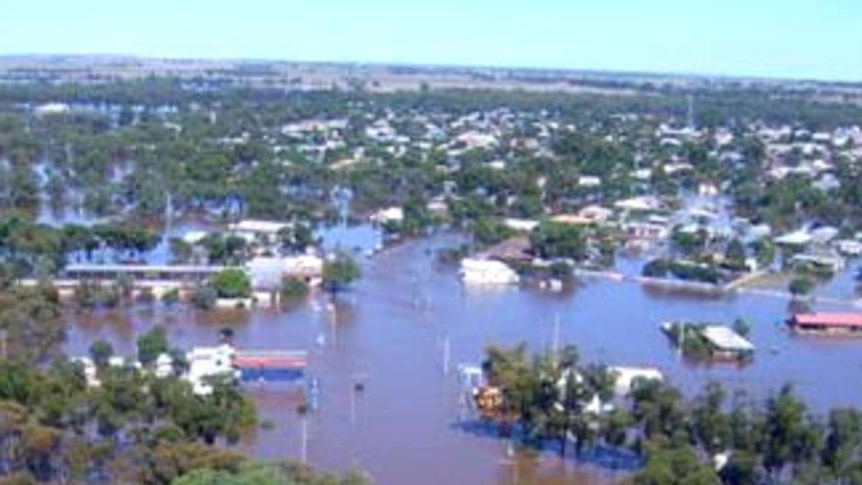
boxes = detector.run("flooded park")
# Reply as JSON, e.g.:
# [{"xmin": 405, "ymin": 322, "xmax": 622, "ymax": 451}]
[{"xmin": 59, "ymin": 229, "xmax": 862, "ymax": 485}]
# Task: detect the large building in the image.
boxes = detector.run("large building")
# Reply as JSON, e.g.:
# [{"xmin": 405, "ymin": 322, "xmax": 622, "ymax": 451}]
[{"xmin": 789, "ymin": 313, "xmax": 862, "ymax": 336}]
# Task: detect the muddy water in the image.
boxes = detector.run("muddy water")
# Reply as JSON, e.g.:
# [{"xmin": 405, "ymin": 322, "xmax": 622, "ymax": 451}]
[{"xmin": 64, "ymin": 233, "xmax": 862, "ymax": 485}]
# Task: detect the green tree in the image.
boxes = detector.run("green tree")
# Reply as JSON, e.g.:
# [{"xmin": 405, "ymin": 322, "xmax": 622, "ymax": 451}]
[
  {"xmin": 632, "ymin": 444, "xmax": 718, "ymax": 485},
  {"xmin": 788, "ymin": 276, "xmax": 814, "ymax": 298},
  {"xmin": 529, "ymin": 221, "xmax": 588, "ymax": 261},
  {"xmin": 210, "ymin": 268, "xmax": 252, "ymax": 299},
  {"xmin": 137, "ymin": 326, "xmax": 169, "ymax": 366},
  {"xmin": 724, "ymin": 238, "xmax": 747, "ymax": 270},
  {"xmin": 89, "ymin": 340, "xmax": 114, "ymax": 368},
  {"xmin": 322, "ymin": 253, "xmax": 361, "ymax": 297}
]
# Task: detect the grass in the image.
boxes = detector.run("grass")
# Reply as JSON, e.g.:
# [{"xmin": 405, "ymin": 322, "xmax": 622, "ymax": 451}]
[{"xmin": 735, "ymin": 271, "xmax": 794, "ymax": 291}]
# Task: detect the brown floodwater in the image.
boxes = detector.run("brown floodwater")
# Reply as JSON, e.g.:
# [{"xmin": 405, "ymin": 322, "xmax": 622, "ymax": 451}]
[{"xmin": 65, "ymin": 233, "xmax": 862, "ymax": 485}]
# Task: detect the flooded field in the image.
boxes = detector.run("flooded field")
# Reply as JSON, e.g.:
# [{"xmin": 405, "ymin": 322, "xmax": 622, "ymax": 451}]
[{"xmin": 63, "ymin": 233, "xmax": 862, "ymax": 485}]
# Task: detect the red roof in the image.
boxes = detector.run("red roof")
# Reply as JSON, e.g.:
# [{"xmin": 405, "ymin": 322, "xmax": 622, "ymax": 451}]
[
  {"xmin": 792, "ymin": 313, "xmax": 862, "ymax": 327},
  {"xmin": 232, "ymin": 356, "xmax": 307, "ymax": 369}
]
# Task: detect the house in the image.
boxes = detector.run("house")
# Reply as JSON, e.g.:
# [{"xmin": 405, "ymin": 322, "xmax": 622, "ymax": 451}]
[
  {"xmin": 186, "ymin": 344, "xmax": 238, "ymax": 395},
  {"xmin": 228, "ymin": 219, "xmax": 291, "ymax": 243},
  {"xmin": 550, "ymin": 214, "xmax": 597, "ymax": 226},
  {"xmin": 788, "ymin": 313, "xmax": 862, "ymax": 336},
  {"xmin": 791, "ymin": 248, "xmax": 844, "ymax": 272},
  {"xmin": 578, "ymin": 176, "xmax": 602, "ymax": 188},
  {"xmin": 609, "ymin": 367, "xmax": 663, "ymax": 395},
  {"xmin": 774, "ymin": 230, "xmax": 812, "ymax": 247},
  {"xmin": 700, "ymin": 326, "xmax": 755, "ymax": 359},
  {"xmin": 623, "ymin": 221, "xmax": 669, "ymax": 241},
  {"xmin": 503, "ymin": 218, "xmax": 539, "ymax": 232},
  {"xmin": 459, "ymin": 258, "xmax": 519, "ymax": 285},
  {"xmin": 578, "ymin": 205, "xmax": 613, "ymax": 223},
  {"xmin": 835, "ymin": 239, "xmax": 862, "ymax": 256},
  {"xmin": 246, "ymin": 254, "xmax": 324, "ymax": 288},
  {"xmin": 370, "ymin": 207, "xmax": 404, "ymax": 225},
  {"xmin": 614, "ymin": 196, "xmax": 661, "ymax": 213},
  {"xmin": 34, "ymin": 102, "xmax": 71, "ymax": 115},
  {"xmin": 479, "ymin": 237, "xmax": 532, "ymax": 263}
]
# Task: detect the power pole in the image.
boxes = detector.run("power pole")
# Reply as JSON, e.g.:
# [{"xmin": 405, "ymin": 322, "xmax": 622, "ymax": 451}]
[
  {"xmin": 301, "ymin": 415, "xmax": 309, "ymax": 464},
  {"xmin": 442, "ymin": 337, "xmax": 450, "ymax": 377}
]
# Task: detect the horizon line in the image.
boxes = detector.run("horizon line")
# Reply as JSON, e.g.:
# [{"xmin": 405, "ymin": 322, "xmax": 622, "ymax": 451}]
[{"xmin": 1, "ymin": 52, "xmax": 858, "ymax": 87}]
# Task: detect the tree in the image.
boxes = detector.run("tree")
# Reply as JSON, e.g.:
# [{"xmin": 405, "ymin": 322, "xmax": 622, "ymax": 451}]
[
  {"xmin": 211, "ymin": 268, "xmax": 252, "ymax": 299},
  {"xmin": 529, "ymin": 221, "xmax": 588, "ymax": 261},
  {"xmin": 732, "ymin": 318, "xmax": 752, "ymax": 338},
  {"xmin": 322, "ymin": 253, "xmax": 361, "ymax": 297},
  {"xmin": 724, "ymin": 238, "xmax": 747, "ymax": 270},
  {"xmin": 633, "ymin": 444, "xmax": 718, "ymax": 485},
  {"xmin": 822, "ymin": 408, "xmax": 862, "ymax": 480},
  {"xmin": 89, "ymin": 340, "xmax": 114, "ymax": 368},
  {"xmin": 789, "ymin": 276, "xmax": 814, "ymax": 298},
  {"xmin": 137, "ymin": 326, "xmax": 169, "ymax": 366}
]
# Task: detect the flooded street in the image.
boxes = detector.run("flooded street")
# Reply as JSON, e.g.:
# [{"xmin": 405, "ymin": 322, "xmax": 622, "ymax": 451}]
[{"xmin": 64, "ymin": 233, "xmax": 862, "ymax": 485}]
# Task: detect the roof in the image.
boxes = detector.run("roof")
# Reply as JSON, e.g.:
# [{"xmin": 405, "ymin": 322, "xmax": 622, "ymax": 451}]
[
  {"xmin": 228, "ymin": 219, "xmax": 291, "ymax": 234},
  {"xmin": 775, "ymin": 231, "xmax": 812, "ymax": 246},
  {"xmin": 701, "ymin": 326, "xmax": 755, "ymax": 352},
  {"xmin": 65, "ymin": 264, "xmax": 225, "ymax": 274},
  {"xmin": 792, "ymin": 313, "xmax": 862, "ymax": 328}
]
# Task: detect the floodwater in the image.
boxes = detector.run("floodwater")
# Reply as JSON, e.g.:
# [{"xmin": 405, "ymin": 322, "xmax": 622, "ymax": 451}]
[{"xmin": 63, "ymin": 232, "xmax": 862, "ymax": 485}]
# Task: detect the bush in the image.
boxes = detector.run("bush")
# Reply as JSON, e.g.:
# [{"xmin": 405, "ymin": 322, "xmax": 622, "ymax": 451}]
[
  {"xmin": 642, "ymin": 259, "xmax": 670, "ymax": 278},
  {"xmin": 190, "ymin": 285, "xmax": 217, "ymax": 310},
  {"xmin": 549, "ymin": 261, "xmax": 573, "ymax": 279},
  {"xmin": 280, "ymin": 277, "xmax": 310, "ymax": 301},
  {"xmin": 73, "ymin": 281, "xmax": 120, "ymax": 309},
  {"xmin": 789, "ymin": 276, "xmax": 814, "ymax": 297},
  {"xmin": 161, "ymin": 288, "xmax": 180, "ymax": 305},
  {"xmin": 211, "ymin": 268, "xmax": 252, "ymax": 299}
]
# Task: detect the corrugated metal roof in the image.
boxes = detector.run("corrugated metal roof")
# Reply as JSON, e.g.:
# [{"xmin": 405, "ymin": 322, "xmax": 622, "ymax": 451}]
[
  {"xmin": 793, "ymin": 313, "xmax": 862, "ymax": 327},
  {"xmin": 701, "ymin": 326, "xmax": 755, "ymax": 352}
]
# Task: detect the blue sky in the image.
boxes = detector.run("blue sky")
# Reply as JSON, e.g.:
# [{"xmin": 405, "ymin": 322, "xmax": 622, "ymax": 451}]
[{"xmin": 2, "ymin": 0, "xmax": 861, "ymax": 81}]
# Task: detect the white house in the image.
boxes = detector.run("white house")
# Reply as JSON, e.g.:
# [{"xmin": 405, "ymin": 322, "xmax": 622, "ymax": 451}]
[
  {"xmin": 228, "ymin": 219, "xmax": 291, "ymax": 242},
  {"xmin": 459, "ymin": 258, "xmax": 519, "ymax": 285},
  {"xmin": 186, "ymin": 344, "xmax": 238, "ymax": 395},
  {"xmin": 609, "ymin": 366, "xmax": 664, "ymax": 396},
  {"xmin": 370, "ymin": 207, "xmax": 405, "ymax": 225}
]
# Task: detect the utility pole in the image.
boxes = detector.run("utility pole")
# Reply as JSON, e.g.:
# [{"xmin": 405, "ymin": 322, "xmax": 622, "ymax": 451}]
[
  {"xmin": 442, "ymin": 337, "xmax": 450, "ymax": 377},
  {"xmin": 301, "ymin": 415, "xmax": 309, "ymax": 464},
  {"xmin": 498, "ymin": 440, "xmax": 518, "ymax": 485},
  {"xmin": 552, "ymin": 314, "xmax": 561, "ymax": 361}
]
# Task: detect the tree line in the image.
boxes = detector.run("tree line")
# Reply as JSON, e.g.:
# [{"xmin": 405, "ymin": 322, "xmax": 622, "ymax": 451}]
[{"xmin": 479, "ymin": 344, "xmax": 862, "ymax": 484}]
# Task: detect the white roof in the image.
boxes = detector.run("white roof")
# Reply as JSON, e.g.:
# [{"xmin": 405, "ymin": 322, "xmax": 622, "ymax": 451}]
[
  {"xmin": 610, "ymin": 366, "xmax": 663, "ymax": 394},
  {"xmin": 701, "ymin": 326, "xmax": 755, "ymax": 352},
  {"xmin": 228, "ymin": 219, "xmax": 290, "ymax": 234},
  {"xmin": 182, "ymin": 230, "xmax": 209, "ymax": 244},
  {"xmin": 504, "ymin": 218, "xmax": 539, "ymax": 232},
  {"xmin": 614, "ymin": 196, "xmax": 659, "ymax": 212},
  {"xmin": 775, "ymin": 230, "xmax": 812, "ymax": 246},
  {"xmin": 372, "ymin": 207, "xmax": 404, "ymax": 223}
]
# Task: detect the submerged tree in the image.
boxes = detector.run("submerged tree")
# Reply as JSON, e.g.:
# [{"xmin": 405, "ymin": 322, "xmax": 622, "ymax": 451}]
[{"xmin": 322, "ymin": 252, "xmax": 361, "ymax": 297}]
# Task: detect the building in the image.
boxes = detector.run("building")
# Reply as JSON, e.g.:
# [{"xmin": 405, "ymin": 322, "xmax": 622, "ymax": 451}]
[
  {"xmin": 370, "ymin": 207, "xmax": 404, "ymax": 225},
  {"xmin": 228, "ymin": 219, "xmax": 291, "ymax": 242},
  {"xmin": 459, "ymin": 258, "xmax": 519, "ymax": 285},
  {"xmin": 246, "ymin": 254, "xmax": 324, "ymax": 288},
  {"xmin": 789, "ymin": 313, "xmax": 862, "ymax": 336},
  {"xmin": 186, "ymin": 344, "xmax": 238, "ymax": 395},
  {"xmin": 609, "ymin": 366, "xmax": 663, "ymax": 396},
  {"xmin": 700, "ymin": 326, "xmax": 755, "ymax": 359}
]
